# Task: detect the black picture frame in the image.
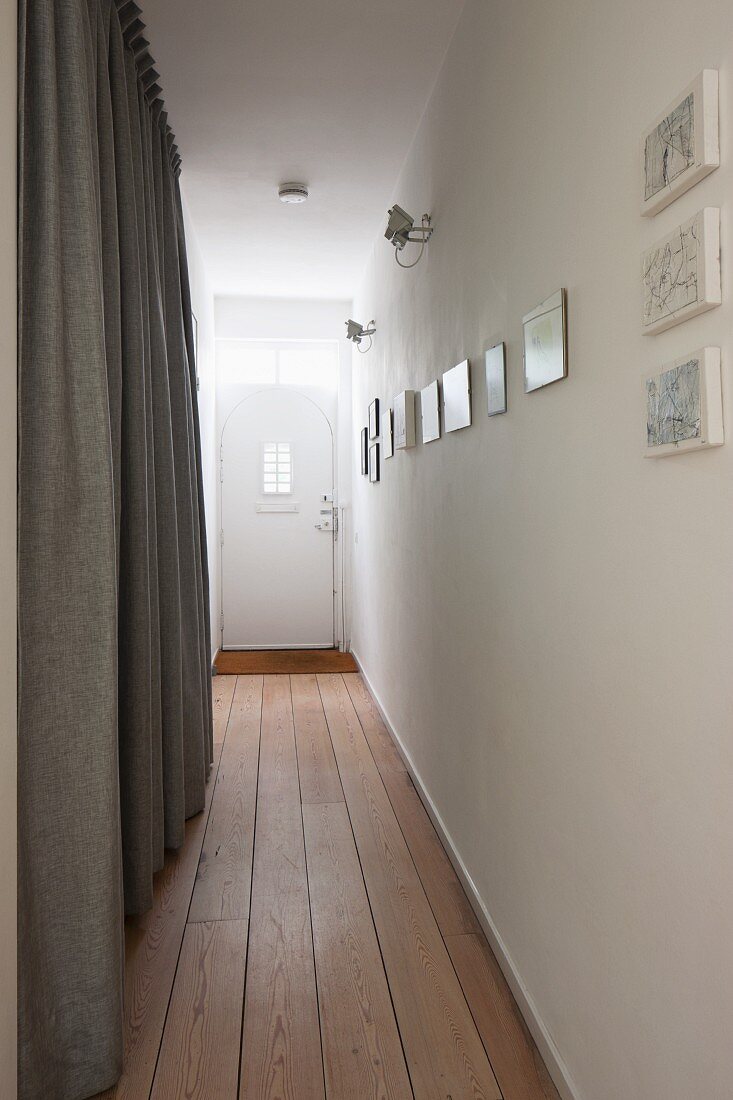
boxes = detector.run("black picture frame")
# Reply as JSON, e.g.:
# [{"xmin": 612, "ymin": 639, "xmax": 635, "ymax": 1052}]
[
  {"xmin": 361, "ymin": 427, "xmax": 369, "ymax": 475},
  {"xmin": 368, "ymin": 442, "xmax": 380, "ymax": 483},
  {"xmin": 368, "ymin": 397, "xmax": 380, "ymax": 439}
]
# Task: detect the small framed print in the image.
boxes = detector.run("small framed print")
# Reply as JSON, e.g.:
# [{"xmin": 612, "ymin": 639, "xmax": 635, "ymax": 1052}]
[
  {"xmin": 645, "ymin": 346, "xmax": 723, "ymax": 457},
  {"xmin": 393, "ymin": 390, "xmax": 416, "ymax": 449},
  {"xmin": 382, "ymin": 408, "xmax": 394, "ymax": 458},
  {"xmin": 641, "ymin": 69, "xmax": 719, "ymax": 217},
  {"xmin": 368, "ymin": 398, "xmax": 380, "ymax": 439},
  {"xmin": 368, "ymin": 442, "xmax": 380, "ymax": 482},
  {"xmin": 360, "ymin": 427, "xmax": 369, "ymax": 475},
  {"xmin": 442, "ymin": 360, "xmax": 471, "ymax": 432},
  {"xmin": 420, "ymin": 380, "xmax": 441, "ymax": 442},
  {"xmin": 485, "ymin": 343, "xmax": 507, "ymax": 415},
  {"xmin": 641, "ymin": 208, "xmax": 720, "ymax": 335},
  {"xmin": 523, "ymin": 290, "xmax": 567, "ymax": 393}
]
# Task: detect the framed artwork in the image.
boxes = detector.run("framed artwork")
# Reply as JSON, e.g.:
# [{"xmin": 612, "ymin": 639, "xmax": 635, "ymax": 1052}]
[
  {"xmin": 641, "ymin": 207, "xmax": 720, "ymax": 335},
  {"xmin": 645, "ymin": 346, "xmax": 723, "ymax": 457},
  {"xmin": 523, "ymin": 290, "xmax": 567, "ymax": 392},
  {"xmin": 368, "ymin": 397, "xmax": 380, "ymax": 439},
  {"xmin": 485, "ymin": 343, "xmax": 507, "ymax": 415},
  {"xmin": 368, "ymin": 442, "xmax": 380, "ymax": 482},
  {"xmin": 393, "ymin": 390, "xmax": 416, "ymax": 448},
  {"xmin": 641, "ymin": 70, "xmax": 719, "ymax": 217},
  {"xmin": 420, "ymin": 380, "xmax": 441, "ymax": 442},
  {"xmin": 191, "ymin": 310, "xmax": 200, "ymax": 391},
  {"xmin": 442, "ymin": 360, "xmax": 471, "ymax": 432},
  {"xmin": 382, "ymin": 408, "xmax": 394, "ymax": 458},
  {"xmin": 360, "ymin": 427, "xmax": 369, "ymax": 475}
]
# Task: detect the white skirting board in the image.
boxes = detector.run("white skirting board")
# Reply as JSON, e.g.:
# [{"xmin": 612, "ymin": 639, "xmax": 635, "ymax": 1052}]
[{"xmin": 351, "ymin": 651, "xmax": 583, "ymax": 1100}]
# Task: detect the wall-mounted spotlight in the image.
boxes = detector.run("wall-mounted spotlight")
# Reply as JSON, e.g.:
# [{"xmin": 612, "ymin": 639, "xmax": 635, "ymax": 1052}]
[
  {"xmin": 345, "ymin": 318, "xmax": 376, "ymax": 353},
  {"xmin": 384, "ymin": 204, "xmax": 434, "ymax": 268}
]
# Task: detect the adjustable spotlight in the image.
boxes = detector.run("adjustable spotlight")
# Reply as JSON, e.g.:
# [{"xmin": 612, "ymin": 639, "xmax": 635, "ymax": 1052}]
[
  {"xmin": 345, "ymin": 318, "xmax": 376, "ymax": 353},
  {"xmin": 384, "ymin": 205, "xmax": 434, "ymax": 268}
]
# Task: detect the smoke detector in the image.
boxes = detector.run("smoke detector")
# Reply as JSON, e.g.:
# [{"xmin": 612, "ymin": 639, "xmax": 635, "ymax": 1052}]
[{"xmin": 278, "ymin": 182, "xmax": 309, "ymax": 204}]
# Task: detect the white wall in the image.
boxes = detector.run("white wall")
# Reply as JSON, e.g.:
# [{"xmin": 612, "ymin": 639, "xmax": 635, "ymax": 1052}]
[
  {"xmin": 351, "ymin": 3, "xmax": 733, "ymax": 1099},
  {"xmin": 182, "ymin": 189, "xmax": 218, "ymax": 655},
  {"xmin": 215, "ymin": 297, "xmax": 353, "ymax": 649},
  {"xmin": 0, "ymin": 0, "xmax": 17, "ymax": 1094}
]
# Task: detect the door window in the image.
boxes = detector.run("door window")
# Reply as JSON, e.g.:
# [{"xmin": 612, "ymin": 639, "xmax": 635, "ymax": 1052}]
[{"xmin": 262, "ymin": 442, "xmax": 292, "ymax": 494}]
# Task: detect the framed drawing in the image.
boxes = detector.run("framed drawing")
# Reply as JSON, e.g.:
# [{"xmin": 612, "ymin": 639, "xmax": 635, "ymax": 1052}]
[
  {"xmin": 369, "ymin": 442, "xmax": 380, "ymax": 482},
  {"xmin": 191, "ymin": 310, "xmax": 200, "ymax": 391},
  {"xmin": 393, "ymin": 390, "xmax": 416, "ymax": 449},
  {"xmin": 442, "ymin": 360, "xmax": 471, "ymax": 432},
  {"xmin": 421, "ymin": 380, "xmax": 441, "ymax": 442},
  {"xmin": 382, "ymin": 408, "xmax": 394, "ymax": 458},
  {"xmin": 645, "ymin": 346, "xmax": 723, "ymax": 457},
  {"xmin": 360, "ymin": 427, "xmax": 369, "ymax": 475},
  {"xmin": 523, "ymin": 290, "xmax": 567, "ymax": 392},
  {"xmin": 641, "ymin": 70, "xmax": 719, "ymax": 217},
  {"xmin": 641, "ymin": 207, "xmax": 720, "ymax": 335},
  {"xmin": 485, "ymin": 343, "xmax": 507, "ymax": 415},
  {"xmin": 368, "ymin": 397, "xmax": 380, "ymax": 439}
]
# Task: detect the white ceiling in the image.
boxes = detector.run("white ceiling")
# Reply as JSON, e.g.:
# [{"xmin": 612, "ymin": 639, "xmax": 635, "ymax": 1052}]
[{"xmin": 141, "ymin": 0, "xmax": 465, "ymax": 299}]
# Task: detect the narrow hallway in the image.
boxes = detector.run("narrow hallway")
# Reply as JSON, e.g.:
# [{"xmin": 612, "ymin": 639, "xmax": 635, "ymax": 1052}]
[{"xmin": 100, "ymin": 674, "xmax": 558, "ymax": 1100}]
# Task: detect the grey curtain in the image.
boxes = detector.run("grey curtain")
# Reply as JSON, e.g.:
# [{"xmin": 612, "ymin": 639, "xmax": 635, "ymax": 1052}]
[{"xmin": 18, "ymin": 1, "xmax": 213, "ymax": 1096}]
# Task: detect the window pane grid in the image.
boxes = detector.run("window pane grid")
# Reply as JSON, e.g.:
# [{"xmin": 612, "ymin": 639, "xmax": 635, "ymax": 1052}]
[{"xmin": 262, "ymin": 442, "xmax": 292, "ymax": 494}]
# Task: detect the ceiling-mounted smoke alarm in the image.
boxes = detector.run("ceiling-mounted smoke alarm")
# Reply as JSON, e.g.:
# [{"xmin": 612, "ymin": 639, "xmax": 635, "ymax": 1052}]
[{"xmin": 278, "ymin": 182, "xmax": 309, "ymax": 204}]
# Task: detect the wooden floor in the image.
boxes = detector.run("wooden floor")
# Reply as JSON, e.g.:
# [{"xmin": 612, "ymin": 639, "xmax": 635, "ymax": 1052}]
[
  {"xmin": 97, "ymin": 674, "xmax": 560, "ymax": 1100},
  {"xmin": 213, "ymin": 649, "xmax": 358, "ymax": 675}
]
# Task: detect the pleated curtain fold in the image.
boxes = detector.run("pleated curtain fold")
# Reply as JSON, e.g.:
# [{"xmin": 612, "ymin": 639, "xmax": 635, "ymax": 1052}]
[{"xmin": 17, "ymin": 1, "xmax": 213, "ymax": 1096}]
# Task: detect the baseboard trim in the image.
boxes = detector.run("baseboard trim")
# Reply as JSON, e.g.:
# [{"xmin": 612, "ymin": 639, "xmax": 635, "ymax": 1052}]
[{"xmin": 351, "ymin": 650, "xmax": 582, "ymax": 1100}]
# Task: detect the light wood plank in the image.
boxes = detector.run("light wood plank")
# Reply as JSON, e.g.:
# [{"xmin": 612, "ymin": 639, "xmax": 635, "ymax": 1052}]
[
  {"xmin": 345, "ymin": 674, "xmax": 480, "ymax": 936},
  {"xmin": 250, "ymin": 676, "xmax": 305, "ymax": 898},
  {"xmin": 303, "ymin": 802, "xmax": 413, "ymax": 1100},
  {"xmin": 446, "ymin": 933, "xmax": 561, "ymax": 1100},
  {"xmin": 213, "ymin": 675, "xmax": 237, "ymax": 745},
  {"xmin": 240, "ymin": 675, "xmax": 325, "ymax": 1100},
  {"xmin": 291, "ymin": 675, "xmax": 344, "ymax": 805},
  {"xmin": 150, "ymin": 919, "xmax": 248, "ymax": 1100},
  {"xmin": 240, "ymin": 888, "xmax": 325, "ymax": 1100},
  {"xmin": 318, "ymin": 674, "xmax": 501, "ymax": 1100},
  {"xmin": 96, "ymin": 743, "xmax": 224, "ymax": 1100},
  {"xmin": 189, "ymin": 676, "xmax": 262, "ymax": 922}
]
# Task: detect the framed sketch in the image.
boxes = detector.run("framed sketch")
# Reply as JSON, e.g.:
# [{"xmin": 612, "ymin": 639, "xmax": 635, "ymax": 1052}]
[
  {"xmin": 368, "ymin": 442, "xmax": 380, "ymax": 482},
  {"xmin": 641, "ymin": 207, "xmax": 720, "ymax": 335},
  {"xmin": 191, "ymin": 310, "xmax": 200, "ymax": 391},
  {"xmin": 645, "ymin": 346, "xmax": 722, "ymax": 457},
  {"xmin": 360, "ymin": 427, "xmax": 369, "ymax": 475},
  {"xmin": 641, "ymin": 70, "xmax": 719, "ymax": 217},
  {"xmin": 382, "ymin": 408, "xmax": 394, "ymax": 458},
  {"xmin": 523, "ymin": 290, "xmax": 567, "ymax": 392},
  {"xmin": 368, "ymin": 398, "xmax": 380, "ymax": 439},
  {"xmin": 485, "ymin": 343, "xmax": 507, "ymax": 415},
  {"xmin": 393, "ymin": 390, "xmax": 416, "ymax": 449},
  {"xmin": 420, "ymin": 380, "xmax": 441, "ymax": 442},
  {"xmin": 442, "ymin": 360, "xmax": 471, "ymax": 432}
]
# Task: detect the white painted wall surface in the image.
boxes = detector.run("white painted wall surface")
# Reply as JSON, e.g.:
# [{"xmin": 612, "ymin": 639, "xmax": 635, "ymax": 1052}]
[
  {"xmin": 351, "ymin": 3, "xmax": 733, "ymax": 1098},
  {"xmin": 0, "ymin": 0, "xmax": 17, "ymax": 1094},
  {"xmin": 182, "ymin": 189, "xmax": 218, "ymax": 655},
  {"xmin": 215, "ymin": 298, "xmax": 353, "ymax": 649}
]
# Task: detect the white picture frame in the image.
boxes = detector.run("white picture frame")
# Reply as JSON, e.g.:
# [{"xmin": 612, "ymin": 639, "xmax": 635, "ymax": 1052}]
[
  {"xmin": 645, "ymin": 346, "xmax": 723, "ymax": 457},
  {"xmin": 382, "ymin": 408, "xmax": 393, "ymax": 458},
  {"xmin": 368, "ymin": 398, "xmax": 379, "ymax": 439},
  {"xmin": 641, "ymin": 69, "xmax": 719, "ymax": 217},
  {"xmin": 368, "ymin": 442, "xmax": 380, "ymax": 482},
  {"xmin": 641, "ymin": 207, "xmax": 720, "ymax": 336},
  {"xmin": 393, "ymin": 390, "xmax": 416, "ymax": 449},
  {"xmin": 485, "ymin": 343, "xmax": 507, "ymax": 415},
  {"xmin": 523, "ymin": 290, "xmax": 567, "ymax": 393},
  {"xmin": 442, "ymin": 360, "xmax": 471, "ymax": 433},
  {"xmin": 420, "ymin": 380, "xmax": 441, "ymax": 443}
]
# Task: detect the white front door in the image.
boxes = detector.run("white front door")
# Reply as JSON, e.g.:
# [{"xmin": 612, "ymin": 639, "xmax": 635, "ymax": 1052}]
[{"xmin": 221, "ymin": 388, "xmax": 335, "ymax": 648}]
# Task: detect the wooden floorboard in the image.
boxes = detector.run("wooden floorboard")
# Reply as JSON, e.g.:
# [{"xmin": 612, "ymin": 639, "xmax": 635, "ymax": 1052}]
[
  {"xmin": 95, "ymin": 741, "xmax": 224, "ymax": 1100},
  {"xmin": 345, "ymin": 673, "xmax": 481, "ymax": 936},
  {"xmin": 189, "ymin": 676, "xmax": 262, "ymax": 922},
  {"xmin": 303, "ymin": 801, "xmax": 413, "ymax": 1100},
  {"xmin": 214, "ymin": 649, "xmax": 358, "ymax": 675},
  {"xmin": 291, "ymin": 674, "xmax": 344, "ymax": 805},
  {"xmin": 240, "ymin": 675, "xmax": 325, "ymax": 1100},
  {"xmin": 317, "ymin": 673, "xmax": 502, "ymax": 1100},
  {"xmin": 150, "ymin": 919, "xmax": 249, "ymax": 1100},
  {"xmin": 213, "ymin": 675, "xmax": 237, "ymax": 745}
]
